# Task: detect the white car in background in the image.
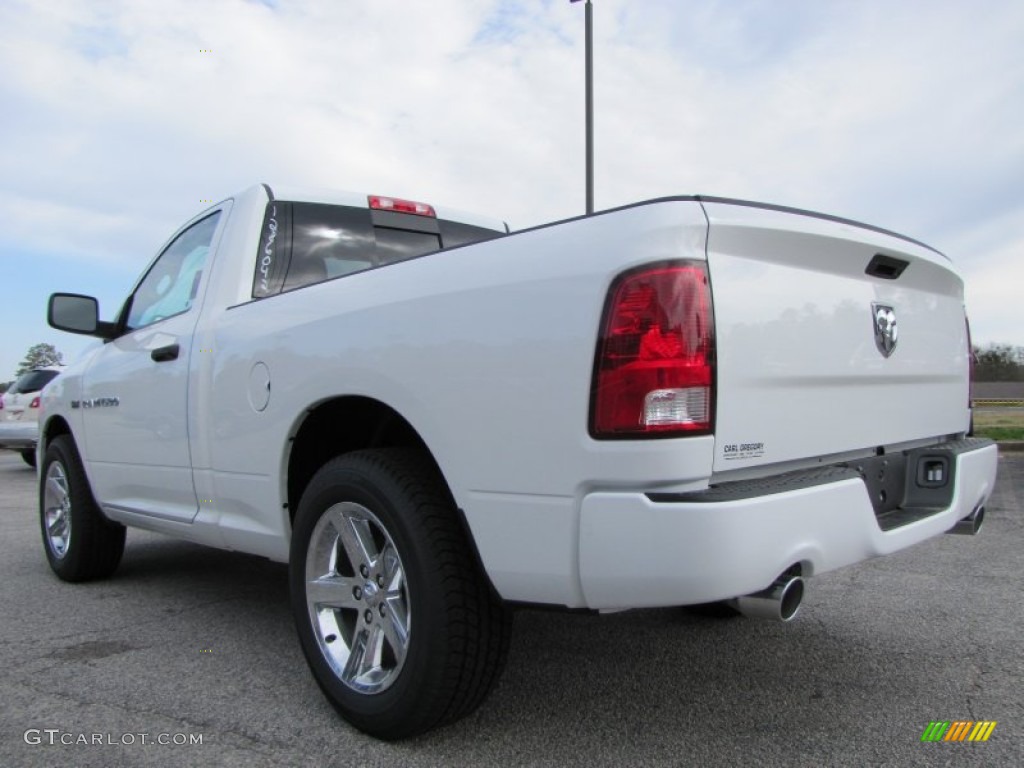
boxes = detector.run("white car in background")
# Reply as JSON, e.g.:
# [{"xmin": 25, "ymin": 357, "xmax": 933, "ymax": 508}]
[{"xmin": 0, "ymin": 367, "xmax": 62, "ymax": 467}]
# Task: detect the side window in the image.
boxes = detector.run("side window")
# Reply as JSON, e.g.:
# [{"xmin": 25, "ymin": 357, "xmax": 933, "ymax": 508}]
[{"xmin": 126, "ymin": 212, "xmax": 221, "ymax": 330}]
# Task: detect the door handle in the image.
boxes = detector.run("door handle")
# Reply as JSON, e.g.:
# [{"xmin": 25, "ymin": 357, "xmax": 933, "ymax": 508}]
[{"xmin": 151, "ymin": 343, "xmax": 180, "ymax": 362}]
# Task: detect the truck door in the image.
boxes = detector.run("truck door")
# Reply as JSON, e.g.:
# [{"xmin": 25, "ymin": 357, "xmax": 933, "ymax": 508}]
[{"xmin": 81, "ymin": 207, "xmax": 227, "ymax": 523}]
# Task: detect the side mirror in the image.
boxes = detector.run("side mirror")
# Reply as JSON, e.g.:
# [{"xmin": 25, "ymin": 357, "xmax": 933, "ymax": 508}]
[{"xmin": 48, "ymin": 293, "xmax": 116, "ymax": 339}]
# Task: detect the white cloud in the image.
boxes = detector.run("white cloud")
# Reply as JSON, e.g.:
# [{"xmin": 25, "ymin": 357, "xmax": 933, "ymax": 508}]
[
  {"xmin": 0, "ymin": 191, "xmax": 159, "ymax": 266},
  {"xmin": 0, "ymin": 0, "xmax": 1022, "ymax": 378},
  {"xmin": 954, "ymin": 205, "xmax": 1024, "ymax": 347}
]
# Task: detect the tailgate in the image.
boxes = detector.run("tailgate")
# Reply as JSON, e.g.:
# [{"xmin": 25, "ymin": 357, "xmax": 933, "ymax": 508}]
[{"xmin": 702, "ymin": 200, "xmax": 970, "ymax": 473}]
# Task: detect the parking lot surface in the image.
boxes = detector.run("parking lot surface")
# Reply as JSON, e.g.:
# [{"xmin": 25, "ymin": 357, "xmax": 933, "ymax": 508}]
[{"xmin": 1, "ymin": 450, "xmax": 1022, "ymax": 767}]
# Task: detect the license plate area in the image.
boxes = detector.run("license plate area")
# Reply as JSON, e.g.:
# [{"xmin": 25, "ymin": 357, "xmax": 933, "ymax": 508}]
[
  {"xmin": 847, "ymin": 454, "xmax": 907, "ymax": 517},
  {"xmin": 845, "ymin": 445, "xmax": 958, "ymax": 531}
]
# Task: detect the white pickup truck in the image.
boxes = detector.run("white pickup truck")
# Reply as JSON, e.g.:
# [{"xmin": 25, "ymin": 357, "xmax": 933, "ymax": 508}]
[{"xmin": 40, "ymin": 183, "xmax": 998, "ymax": 739}]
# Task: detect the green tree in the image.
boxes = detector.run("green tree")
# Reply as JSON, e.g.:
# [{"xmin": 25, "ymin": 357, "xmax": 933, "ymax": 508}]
[{"xmin": 15, "ymin": 343, "xmax": 64, "ymax": 377}]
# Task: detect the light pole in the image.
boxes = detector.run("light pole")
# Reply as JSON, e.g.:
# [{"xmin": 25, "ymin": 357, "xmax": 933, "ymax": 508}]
[{"xmin": 572, "ymin": 0, "xmax": 594, "ymax": 215}]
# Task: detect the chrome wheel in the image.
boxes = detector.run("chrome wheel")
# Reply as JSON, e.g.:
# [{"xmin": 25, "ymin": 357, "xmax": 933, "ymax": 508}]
[
  {"xmin": 39, "ymin": 435, "xmax": 126, "ymax": 582},
  {"xmin": 290, "ymin": 449, "xmax": 511, "ymax": 738},
  {"xmin": 43, "ymin": 461, "xmax": 72, "ymax": 559},
  {"xmin": 305, "ymin": 501, "xmax": 410, "ymax": 694}
]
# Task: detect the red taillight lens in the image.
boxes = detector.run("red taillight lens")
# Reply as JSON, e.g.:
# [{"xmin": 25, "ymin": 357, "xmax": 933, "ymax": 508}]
[
  {"xmin": 591, "ymin": 261, "xmax": 714, "ymax": 437},
  {"xmin": 368, "ymin": 195, "xmax": 436, "ymax": 218},
  {"xmin": 30, "ymin": 396, "xmax": 41, "ymax": 409}
]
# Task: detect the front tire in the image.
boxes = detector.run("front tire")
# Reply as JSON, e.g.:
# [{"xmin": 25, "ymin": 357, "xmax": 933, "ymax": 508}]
[
  {"xmin": 20, "ymin": 449, "xmax": 36, "ymax": 468},
  {"xmin": 290, "ymin": 448, "xmax": 510, "ymax": 740},
  {"xmin": 40, "ymin": 435, "xmax": 126, "ymax": 581}
]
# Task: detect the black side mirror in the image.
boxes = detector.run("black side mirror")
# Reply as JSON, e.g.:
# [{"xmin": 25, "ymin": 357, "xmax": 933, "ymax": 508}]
[{"xmin": 48, "ymin": 293, "xmax": 117, "ymax": 339}]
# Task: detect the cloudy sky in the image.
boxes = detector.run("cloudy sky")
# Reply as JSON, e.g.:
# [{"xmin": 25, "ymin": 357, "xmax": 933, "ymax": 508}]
[{"xmin": 1, "ymin": 0, "xmax": 1022, "ymax": 380}]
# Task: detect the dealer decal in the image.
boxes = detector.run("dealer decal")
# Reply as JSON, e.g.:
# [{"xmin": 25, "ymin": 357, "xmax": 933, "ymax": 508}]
[{"xmin": 722, "ymin": 441, "xmax": 765, "ymax": 461}]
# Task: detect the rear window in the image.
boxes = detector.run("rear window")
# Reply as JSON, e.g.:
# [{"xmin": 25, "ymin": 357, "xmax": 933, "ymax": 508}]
[
  {"xmin": 252, "ymin": 201, "xmax": 503, "ymax": 298},
  {"xmin": 9, "ymin": 369, "xmax": 59, "ymax": 394},
  {"xmin": 439, "ymin": 220, "xmax": 504, "ymax": 249},
  {"xmin": 374, "ymin": 228, "xmax": 441, "ymax": 266}
]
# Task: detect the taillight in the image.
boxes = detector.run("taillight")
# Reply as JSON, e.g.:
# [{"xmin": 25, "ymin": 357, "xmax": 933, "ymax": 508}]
[
  {"xmin": 30, "ymin": 396, "xmax": 41, "ymax": 409},
  {"xmin": 590, "ymin": 261, "xmax": 714, "ymax": 437},
  {"xmin": 368, "ymin": 195, "xmax": 436, "ymax": 218}
]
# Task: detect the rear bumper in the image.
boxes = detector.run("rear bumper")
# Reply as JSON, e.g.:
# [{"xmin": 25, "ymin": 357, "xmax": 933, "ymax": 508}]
[
  {"xmin": 578, "ymin": 440, "xmax": 998, "ymax": 610},
  {"xmin": 0, "ymin": 421, "xmax": 39, "ymax": 450}
]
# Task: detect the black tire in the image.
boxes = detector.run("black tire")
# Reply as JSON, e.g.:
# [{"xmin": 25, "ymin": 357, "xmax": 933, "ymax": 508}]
[
  {"xmin": 20, "ymin": 449, "xmax": 36, "ymax": 468},
  {"xmin": 290, "ymin": 448, "xmax": 511, "ymax": 740},
  {"xmin": 39, "ymin": 435, "xmax": 126, "ymax": 582}
]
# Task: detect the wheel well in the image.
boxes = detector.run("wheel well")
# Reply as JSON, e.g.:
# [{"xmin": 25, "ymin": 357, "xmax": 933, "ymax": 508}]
[
  {"xmin": 41, "ymin": 415, "xmax": 72, "ymax": 450},
  {"xmin": 286, "ymin": 397, "xmax": 448, "ymax": 522}
]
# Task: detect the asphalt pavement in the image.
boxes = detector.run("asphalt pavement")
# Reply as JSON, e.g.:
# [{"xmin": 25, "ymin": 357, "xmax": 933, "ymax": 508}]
[{"xmin": 1, "ymin": 449, "xmax": 1022, "ymax": 767}]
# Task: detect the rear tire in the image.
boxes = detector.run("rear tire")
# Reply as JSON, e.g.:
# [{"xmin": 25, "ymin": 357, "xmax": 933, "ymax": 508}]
[
  {"xmin": 20, "ymin": 449, "xmax": 36, "ymax": 468},
  {"xmin": 290, "ymin": 448, "xmax": 511, "ymax": 740},
  {"xmin": 39, "ymin": 435, "xmax": 126, "ymax": 582}
]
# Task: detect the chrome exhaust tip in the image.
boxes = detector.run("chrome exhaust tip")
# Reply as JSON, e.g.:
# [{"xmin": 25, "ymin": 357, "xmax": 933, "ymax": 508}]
[
  {"xmin": 728, "ymin": 575, "xmax": 804, "ymax": 622},
  {"xmin": 948, "ymin": 505, "xmax": 985, "ymax": 536}
]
